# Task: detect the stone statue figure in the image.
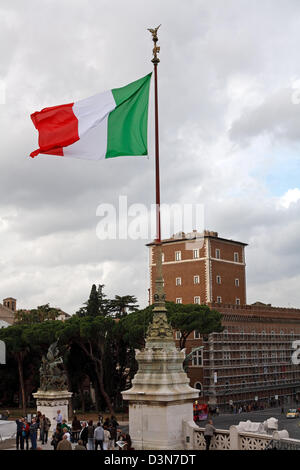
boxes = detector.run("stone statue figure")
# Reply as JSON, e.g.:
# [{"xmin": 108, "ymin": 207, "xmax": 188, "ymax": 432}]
[
  {"xmin": 39, "ymin": 341, "xmax": 68, "ymax": 391},
  {"xmin": 147, "ymin": 24, "xmax": 161, "ymax": 40}
]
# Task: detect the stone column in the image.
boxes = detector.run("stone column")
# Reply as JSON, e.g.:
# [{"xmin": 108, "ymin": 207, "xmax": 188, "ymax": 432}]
[{"xmin": 122, "ymin": 244, "xmax": 198, "ymax": 449}]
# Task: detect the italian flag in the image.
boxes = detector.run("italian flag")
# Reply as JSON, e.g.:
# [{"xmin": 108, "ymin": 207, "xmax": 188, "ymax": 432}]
[{"xmin": 30, "ymin": 73, "xmax": 152, "ymax": 160}]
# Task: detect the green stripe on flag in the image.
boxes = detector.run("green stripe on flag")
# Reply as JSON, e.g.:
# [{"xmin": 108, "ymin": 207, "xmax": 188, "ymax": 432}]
[{"xmin": 106, "ymin": 73, "xmax": 152, "ymax": 158}]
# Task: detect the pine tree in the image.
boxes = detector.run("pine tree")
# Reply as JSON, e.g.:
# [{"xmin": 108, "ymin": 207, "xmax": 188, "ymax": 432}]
[{"xmin": 86, "ymin": 284, "xmax": 100, "ymax": 317}]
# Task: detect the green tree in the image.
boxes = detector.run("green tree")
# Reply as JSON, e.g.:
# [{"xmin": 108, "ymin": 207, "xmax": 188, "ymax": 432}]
[
  {"xmin": 166, "ymin": 302, "xmax": 224, "ymax": 349},
  {"xmin": 64, "ymin": 343, "xmax": 92, "ymax": 413},
  {"xmin": 76, "ymin": 284, "xmax": 110, "ymax": 317},
  {"xmin": 103, "ymin": 320, "xmax": 138, "ymax": 409},
  {"xmin": 109, "ymin": 295, "xmax": 139, "ymax": 318},
  {"xmin": 14, "ymin": 304, "xmax": 62, "ymax": 324},
  {"xmin": 59, "ymin": 315, "xmax": 115, "ymax": 413},
  {"xmin": 0, "ymin": 325, "xmax": 29, "ymax": 415},
  {"xmin": 87, "ymin": 284, "xmax": 99, "ymax": 317},
  {"xmin": 119, "ymin": 302, "xmax": 223, "ymax": 350},
  {"xmin": 0, "ymin": 320, "xmax": 62, "ymax": 414}
]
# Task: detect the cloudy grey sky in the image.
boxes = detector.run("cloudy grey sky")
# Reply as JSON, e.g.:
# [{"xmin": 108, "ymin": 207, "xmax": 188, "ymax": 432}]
[{"xmin": 1, "ymin": 0, "xmax": 300, "ymax": 313}]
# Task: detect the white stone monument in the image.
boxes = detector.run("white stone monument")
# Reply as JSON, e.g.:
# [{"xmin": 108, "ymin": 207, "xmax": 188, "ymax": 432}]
[
  {"xmin": 122, "ymin": 245, "xmax": 198, "ymax": 450},
  {"xmin": 33, "ymin": 341, "xmax": 72, "ymax": 429},
  {"xmin": 33, "ymin": 389, "xmax": 72, "ymax": 430}
]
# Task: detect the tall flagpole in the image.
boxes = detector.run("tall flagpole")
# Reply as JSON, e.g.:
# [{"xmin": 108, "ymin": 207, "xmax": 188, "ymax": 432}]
[
  {"xmin": 146, "ymin": 25, "xmax": 173, "ymax": 343},
  {"xmin": 148, "ymin": 25, "xmax": 161, "ymax": 243}
]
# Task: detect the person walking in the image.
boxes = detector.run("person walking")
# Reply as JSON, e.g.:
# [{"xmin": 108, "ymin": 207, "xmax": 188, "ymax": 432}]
[
  {"xmin": 109, "ymin": 416, "xmax": 119, "ymax": 449},
  {"xmin": 39, "ymin": 415, "xmax": 45, "ymax": 445},
  {"xmin": 16, "ymin": 418, "xmax": 24, "ymax": 450},
  {"xmin": 71, "ymin": 415, "xmax": 82, "ymax": 443},
  {"xmin": 22, "ymin": 418, "xmax": 30, "ymax": 451},
  {"xmin": 94, "ymin": 422, "xmax": 104, "ymax": 450},
  {"xmin": 204, "ymin": 420, "xmax": 216, "ymax": 451},
  {"xmin": 57, "ymin": 434, "xmax": 72, "ymax": 450},
  {"xmin": 87, "ymin": 420, "xmax": 95, "ymax": 450},
  {"xmin": 79, "ymin": 421, "xmax": 88, "ymax": 448},
  {"xmin": 29, "ymin": 417, "xmax": 39, "ymax": 450},
  {"xmin": 43, "ymin": 416, "xmax": 51, "ymax": 444},
  {"xmin": 40, "ymin": 415, "xmax": 51, "ymax": 445},
  {"xmin": 103, "ymin": 426, "xmax": 111, "ymax": 450}
]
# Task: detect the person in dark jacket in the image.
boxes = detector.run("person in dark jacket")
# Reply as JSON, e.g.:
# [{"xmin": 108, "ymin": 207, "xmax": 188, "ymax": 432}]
[
  {"xmin": 109, "ymin": 415, "xmax": 119, "ymax": 449},
  {"xmin": 103, "ymin": 417, "xmax": 110, "ymax": 428},
  {"xmin": 110, "ymin": 415, "xmax": 119, "ymax": 429},
  {"xmin": 16, "ymin": 418, "xmax": 25, "ymax": 450},
  {"xmin": 51, "ymin": 425, "xmax": 64, "ymax": 450},
  {"xmin": 79, "ymin": 421, "xmax": 88, "ymax": 448},
  {"xmin": 71, "ymin": 415, "xmax": 82, "ymax": 443},
  {"xmin": 29, "ymin": 417, "xmax": 39, "ymax": 450},
  {"xmin": 40, "ymin": 415, "xmax": 51, "ymax": 445},
  {"xmin": 87, "ymin": 420, "xmax": 95, "ymax": 450}
]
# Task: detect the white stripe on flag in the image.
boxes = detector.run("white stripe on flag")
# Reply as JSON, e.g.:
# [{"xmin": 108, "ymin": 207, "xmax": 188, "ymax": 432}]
[
  {"xmin": 64, "ymin": 89, "xmax": 116, "ymax": 160},
  {"xmin": 63, "ymin": 115, "xmax": 109, "ymax": 160},
  {"xmin": 73, "ymin": 90, "xmax": 116, "ymax": 139}
]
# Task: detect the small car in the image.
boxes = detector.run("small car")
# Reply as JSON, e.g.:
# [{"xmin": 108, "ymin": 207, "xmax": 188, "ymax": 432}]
[{"xmin": 286, "ymin": 409, "xmax": 299, "ymax": 419}]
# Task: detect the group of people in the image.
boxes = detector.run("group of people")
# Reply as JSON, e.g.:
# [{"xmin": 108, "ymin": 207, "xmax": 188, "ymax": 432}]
[
  {"xmin": 15, "ymin": 413, "xmax": 50, "ymax": 450},
  {"xmin": 16, "ymin": 410, "xmax": 133, "ymax": 451}
]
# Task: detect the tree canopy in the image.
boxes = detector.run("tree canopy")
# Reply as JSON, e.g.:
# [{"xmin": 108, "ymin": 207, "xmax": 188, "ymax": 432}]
[
  {"xmin": 120, "ymin": 301, "xmax": 223, "ymax": 350},
  {"xmin": 14, "ymin": 304, "xmax": 62, "ymax": 324},
  {"xmin": 0, "ymin": 285, "xmax": 223, "ymax": 414},
  {"xmin": 76, "ymin": 284, "xmax": 138, "ymax": 318}
]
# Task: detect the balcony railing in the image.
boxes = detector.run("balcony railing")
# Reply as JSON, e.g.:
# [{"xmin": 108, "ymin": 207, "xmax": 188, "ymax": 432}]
[{"xmin": 183, "ymin": 422, "xmax": 300, "ymax": 451}]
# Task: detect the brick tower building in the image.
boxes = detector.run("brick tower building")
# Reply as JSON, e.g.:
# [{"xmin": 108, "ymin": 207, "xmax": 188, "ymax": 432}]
[{"xmin": 147, "ymin": 230, "xmax": 247, "ymax": 306}]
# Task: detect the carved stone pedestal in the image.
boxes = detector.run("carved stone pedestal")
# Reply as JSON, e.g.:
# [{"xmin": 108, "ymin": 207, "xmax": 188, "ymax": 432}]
[
  {"xmin": 122, "ymin": 243, "xmax": 198, "ymax": 449},
  {"xmin": 122, "ymin": 339, "xmax": 198, "ymax": 450},
  {"xmin": 33, "ymin": 390, "xmax": 73, "ymax": 430},
  {"xmin": 122, "ymin": 306, "xmax": 198, "ymax": 450}
]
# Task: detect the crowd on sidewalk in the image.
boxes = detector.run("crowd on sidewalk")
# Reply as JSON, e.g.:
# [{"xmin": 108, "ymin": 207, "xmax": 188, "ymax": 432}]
[{"xmin": 15, "ymin": 410, "xmax": 133, "ymax": 451}]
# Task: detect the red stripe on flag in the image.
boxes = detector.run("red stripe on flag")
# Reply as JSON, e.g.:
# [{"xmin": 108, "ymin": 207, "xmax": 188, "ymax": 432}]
[
  {"xmin": 30, "ymin": 147, "xmax": 64, "ymax": 158},
  {"xmin": 30, "ymin": 102, "xmax": 79, "ymax": 157}
]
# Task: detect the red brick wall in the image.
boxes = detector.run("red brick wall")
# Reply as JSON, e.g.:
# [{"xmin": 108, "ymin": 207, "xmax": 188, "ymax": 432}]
[
  {"xmin": 211, "ymin": 262, "xmax": 246, "ymax": 304},
  {"xmin": 209, "ymin": 239, "xmax": 244, "ymax": 263},
  {"xmin": 151, "ymin": 259, "xmax": 207, "ymax": 304},
  {"xmin": 149, "ymin": 235, "xmax": 246, "ymax": 305}
]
